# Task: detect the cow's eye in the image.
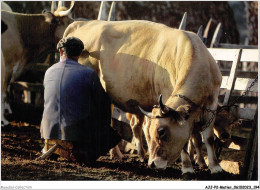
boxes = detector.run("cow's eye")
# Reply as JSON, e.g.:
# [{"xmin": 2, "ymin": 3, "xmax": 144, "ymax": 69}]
[{"xmin": 158, "ymin": 127, "xmax": 167, "ymax": 141}]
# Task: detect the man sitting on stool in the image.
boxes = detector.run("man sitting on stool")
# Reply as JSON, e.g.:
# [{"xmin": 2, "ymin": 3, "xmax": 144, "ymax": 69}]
[{"xmin": 40, "ymin": 37, "xmax": 121, "ymax": 164}]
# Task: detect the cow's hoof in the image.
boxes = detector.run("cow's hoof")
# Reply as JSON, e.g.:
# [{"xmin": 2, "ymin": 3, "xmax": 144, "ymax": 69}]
[
  {"xmin": 210, "ymin": 165, "xmax": 223, "ymax": 174},
  {"xmin": 195, "ymin": 157, "xmax": 207, "ymax": 169},
  {"xmin": 196, "ymin": 161, "xmax": 207, "ymax": 169},
  {"xmin": 138, "ymin": 152, "xmax": 145, "ymax": 162},
  {"xmin": 182, "ymin": 172, "xmax": 195, "ymax": 180},
  {"xmin": 182, "ymin": 167, "xmax": 195, "ymax": 175},
  {"xmin": 109, "ymin": 147, "xmax": 124, "ymax": 160}
]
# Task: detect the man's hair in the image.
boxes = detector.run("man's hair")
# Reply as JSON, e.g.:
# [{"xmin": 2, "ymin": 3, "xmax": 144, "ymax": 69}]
[{"xmin": 57, "ymin": 37, "xmax": 84, "ymax": 57}]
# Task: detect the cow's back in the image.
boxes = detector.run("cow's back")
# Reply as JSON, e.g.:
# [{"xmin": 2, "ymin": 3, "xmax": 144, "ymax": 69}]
[
  {"xmin": 1, "ymin": 11, "xmax": 23, "ymax": 59},
  {"xmin": 1, "ymin": 2, "xmax": 12, "ymax": 12},
  {"xmin": 64, "ymin": 20, "xmax": 221, "ymax": 112}
]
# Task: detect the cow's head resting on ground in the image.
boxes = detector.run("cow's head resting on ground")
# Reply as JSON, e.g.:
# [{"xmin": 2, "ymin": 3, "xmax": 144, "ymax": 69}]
[{"xmin": 139, "ymin": 95, "xmax": 192, "ymax": 169}]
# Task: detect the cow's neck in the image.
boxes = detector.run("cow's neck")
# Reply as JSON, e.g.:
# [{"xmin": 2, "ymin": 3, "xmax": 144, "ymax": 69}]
[
  {"xmin": 16, "ymin": 14, "xmax": 55, "ymax": 63},
  {"xmin": 165, "ymin": 93, "xmax": 202, "ymax": 114}
]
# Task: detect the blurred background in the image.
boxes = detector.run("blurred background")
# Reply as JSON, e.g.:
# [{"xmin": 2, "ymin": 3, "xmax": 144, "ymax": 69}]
[
  {"xmin": 2, "ymin": 1, "xmax": 258, "ymax": 124},
  {"xmin": 5, "ymin": 1, "xmax": 258, "ymax": 47}
]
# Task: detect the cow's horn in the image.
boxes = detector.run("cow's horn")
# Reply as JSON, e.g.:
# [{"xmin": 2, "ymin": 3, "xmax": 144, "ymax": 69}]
[
  {"xmin": 138, "ymin": 106, "xmax": 154, "ymax": 118},
  {"xmin": 57, "ymin": 1, "xmax": 75, "ymax": 17},
  {"xmin": 57, "ymin": 1, "xmax": 65, "ymax": 9},
  {"xmin": 159, "ymin": 94, "xmax": 170, "ymax": 114}
]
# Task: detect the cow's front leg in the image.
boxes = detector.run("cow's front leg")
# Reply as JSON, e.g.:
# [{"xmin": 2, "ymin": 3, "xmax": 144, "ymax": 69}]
[
  {"xmin": 142, "ymin": 116, "xmax": 151, "ymax": 151},
  {"xmin": 191, "ymin": 133, "xmax": 207, "ymax": 168},
  {"xmin": 181, "ymin": 145, "xmax": 195, "ymax": 175},
  {"xmin": 187, "ymin": 138, "xmax": 194, "ymax": 164},
  {"xmin": 202, "ymin": 125, "xmax": 223, "ymax": 174},
  {"xmin": 130, "ymin": 114, "xmax": 145, "ymax": 162}
]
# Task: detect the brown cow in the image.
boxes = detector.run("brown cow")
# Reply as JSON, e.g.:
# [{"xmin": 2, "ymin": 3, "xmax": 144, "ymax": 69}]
[{"xmin": 1, "ymin": 2, "xmax": 74, "ymax": 125}]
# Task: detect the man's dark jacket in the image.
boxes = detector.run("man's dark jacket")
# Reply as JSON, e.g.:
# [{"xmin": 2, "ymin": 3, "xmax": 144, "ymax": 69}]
[{"xmin": 40, "ymin": 58, "xmax": 120, "ymax": 157}]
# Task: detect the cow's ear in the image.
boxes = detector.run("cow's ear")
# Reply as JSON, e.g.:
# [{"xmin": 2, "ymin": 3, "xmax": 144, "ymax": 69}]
[
  {"xmin": 44, "ymin": 12, "xmax": 55, "ymax": 23},
  {"xmin": 175, "ymin": 105, "xmax": 191, "ymax": 124}
]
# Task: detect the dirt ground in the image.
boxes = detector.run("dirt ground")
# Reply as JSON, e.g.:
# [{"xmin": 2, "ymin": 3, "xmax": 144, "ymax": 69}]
[{"xmin": 1, "ymin": 121, "xmax": 243, "ymax": 181}]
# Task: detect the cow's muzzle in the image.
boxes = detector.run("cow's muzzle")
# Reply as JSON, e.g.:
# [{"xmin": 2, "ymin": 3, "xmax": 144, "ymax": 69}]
[{"xmin": 148, "ymin": 157, "xmax": 167, "ymax": 170}]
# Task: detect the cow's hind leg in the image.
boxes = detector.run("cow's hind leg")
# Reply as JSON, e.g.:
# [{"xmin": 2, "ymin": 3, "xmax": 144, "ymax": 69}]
[{"xmin": 109, "ymin": 104, "xmax": 124, "ymax": 160}]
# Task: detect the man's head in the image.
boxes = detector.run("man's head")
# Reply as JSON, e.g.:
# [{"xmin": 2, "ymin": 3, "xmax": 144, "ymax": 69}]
[{"xmin": 57, "ymin": 37, "xmax": 84, "ymax": 60}]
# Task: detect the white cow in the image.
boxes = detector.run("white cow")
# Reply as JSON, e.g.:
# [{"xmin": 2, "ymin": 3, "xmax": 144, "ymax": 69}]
[{"xmin": 63, "ymin": 19, "xmax": 223, "ymax": 174}]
